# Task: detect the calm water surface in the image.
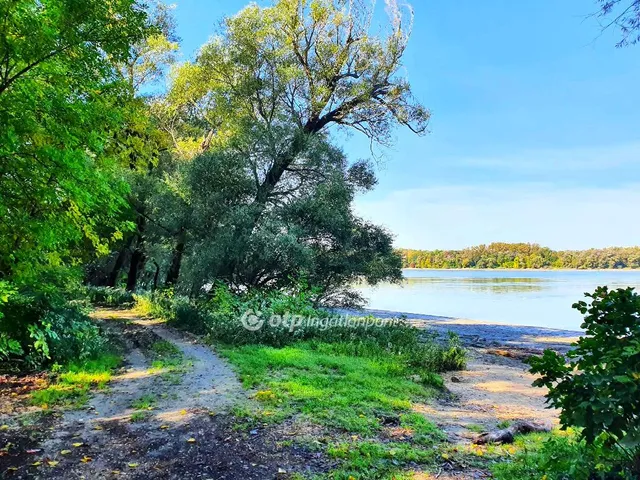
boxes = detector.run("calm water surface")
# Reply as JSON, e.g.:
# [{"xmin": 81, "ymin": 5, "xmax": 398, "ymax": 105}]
[{"xmin": 355, "ymin": 269, "xmax": 640, "ymax": 331}]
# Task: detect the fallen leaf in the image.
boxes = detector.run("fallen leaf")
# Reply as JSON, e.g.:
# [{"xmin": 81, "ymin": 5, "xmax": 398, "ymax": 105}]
[
  {"xmin": 159, "ymin": 425, "xmax": 169, "ymax": 430},
  {"xmin": 80, "ymin": 456, "xmax": 92, "ymax": 463},
  {"xmin": 92, "ymin": 425, "xmax": 103, "ymax": 431},
  {"xmin": 179, "ymin": 409, "xmax": 187, "ymax": 415},
  {"xmin": 0, "ymin": 425, "xmax": 8, "ymax": 431},
  {"xmin": 47, "ymin": 461, "xmax": 59, "ymax": 467},
  {"xmin": 72, "ymin": 443, "xmax": 84, "ymax": 448},
  {"xmin": 60, "ymin": 450, "xmax": 72, "ymax": 455},
  {"xmin": 187, "ymin": 438, "xmax": 196, "ymax": 443},
  {"xmin": 7, "ymin": 467, "xmax": 17, "ymax": 471},
  {"xmin": 277, "ymin": 467, "xmax": 287, "ymax": 475},
  {"xmin": 31, "ymin": 461, "xmax": 42, "ymax": 467},
  {"xmin": 26, "ymin": 449, "xmax": 41, "ymax": 454},
  {"xmin": 128, "ymin": 463, "xmax": 139, "ymax": 468},
  {"xmin": 112, "ymin": 470, "xmax": 121, "ymax": 475}
]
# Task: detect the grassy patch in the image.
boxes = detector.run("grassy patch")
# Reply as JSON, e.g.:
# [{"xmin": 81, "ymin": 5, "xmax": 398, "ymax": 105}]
[
  {"xmin": 221, "ymin": 341, "xmax": 441, "ymax": 435},
  {"xmin": 466, "ymin": 423, "xmax": 485, "ymax": 434},
  {"xmin": 31, "ymin": 354, "xmax": 121, "ymax": 408},
  {"xmin": 146, "ymin": 340, "xmax": 188, "ymax": 374},
  {"xmin": 221, "ymin": 341, "xmax": 447, "ymax": 478},
  {"xmin": 130, "ymin": 411, "xmax": 151, "ymax": 422},
  {"xmin": 131, "ymin": 394, "xmax": 157, "ymax": 410},
  {"xmin": 490, "ymin": 429, "xmax": 634, "ymax": 480}
]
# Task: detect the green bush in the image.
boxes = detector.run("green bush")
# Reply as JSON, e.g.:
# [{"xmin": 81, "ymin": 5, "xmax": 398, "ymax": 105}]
[
  {"xmin": 528, "ymin": 286, "xmax": 640, "ymax": 477},
  {"xmin": 492, "ymin": 431, "xmax": 633, "ymax": 480},
  {"xmin": 84, "ymin": 286, "xmax": 134, "ymax": 307},
  {"xmin": 144, "ymin": 284, "xmax": 466, "ymax": 373},
  {"xmin": 0, "ymin": 292, "xmax": 108, "ymax": 368}
]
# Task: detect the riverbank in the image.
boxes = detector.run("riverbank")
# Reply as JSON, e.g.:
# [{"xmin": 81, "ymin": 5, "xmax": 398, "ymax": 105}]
[{"xmin": 336, "ymin": 308, "xmax": 580, "ymax": 354}]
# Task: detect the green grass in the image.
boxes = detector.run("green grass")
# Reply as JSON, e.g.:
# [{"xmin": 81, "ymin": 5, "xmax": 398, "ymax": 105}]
[
  {"xmin": 221, "ymin": 341, "xmax": 441, "ymax": 435},
  {"xmin": 147, "ymin": 340, "xmax": 188, "ymax": 373},
  {"xmin": 490, "ymin": 429, "xmax": 635, "ymax": 480},
  {"xmin": 130, "ymin": 411, "xmax": 151, "ymax": 422},
  {"xmin": 131, "ymin": 394, "xmax": 157, "ymax": 410},
  {"xmin": 220, "ymin": 341, "xmax": 448, "ymax": 479},
  {"xmin": 31, "ymin": 354, "xmax": 121, "ymax": 408},
  {"xmin": 466, "ymin": 423, "xmax": 485, "ymax": 434}
]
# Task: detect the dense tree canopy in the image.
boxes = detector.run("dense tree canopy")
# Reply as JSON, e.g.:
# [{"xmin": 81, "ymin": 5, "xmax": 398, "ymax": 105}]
[
  {"xmin": 0, "ymin": 0, "xmax": 149, "ymax": 290},
  {"xmin": 94, "ymin": 0, "xmax": 426, "ymax": 303},
  {"xmin": 400, "ymin": 243, "xmax": 640, "ymax": 270}
]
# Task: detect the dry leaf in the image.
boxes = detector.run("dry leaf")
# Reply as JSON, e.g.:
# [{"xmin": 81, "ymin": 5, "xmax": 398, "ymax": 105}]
[
  {"xmin": 72, "ymin": 442, "xmax": 84, "ymax": 448},
  {"xmin": 47, "ymin": 460, "xmax": 59, "ymax": 467},
  {"xmin": 187, "ymin": 438, "xmax": 196, "ymax": 443},
  {"xmin": 31, "ymin": 461, "xmax": 42, "ymax": 466},
  {"xmin": 60, "ymin": 450, "xmax": 71, "ymax": 455},
  {"xmin": 128, "ymin": 463, "xmax": 139, "ymax": 468},
  {"xmin": 80, "ymin": 456, "xmax": 92, "ymax": 463},
  {"xmin": 159, "ymin": 425, "xmax": 169, "ymax": 430}
]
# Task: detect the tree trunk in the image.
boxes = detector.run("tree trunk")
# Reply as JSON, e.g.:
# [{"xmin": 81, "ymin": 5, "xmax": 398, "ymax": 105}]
[
  {"xmin": 126, "ymin": 215, "xmax": 147, "ymax": 292},
  {"xmin": 107, "ymin": 236, "xmax": 134, "ymax": 287},
  {"xmin": 152, "ymin": 261, "xmax": 161, "ymax": 291},
  {"xmin": 165, "ymin": 228, "xmax": 186, "ymax": 287}
]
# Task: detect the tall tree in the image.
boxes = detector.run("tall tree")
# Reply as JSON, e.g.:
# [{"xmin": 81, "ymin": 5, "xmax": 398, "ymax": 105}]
[
  {"xmin": 0, "ymin": 0, "xmax": 148, "ymax": 291},
  {"xmin": 164, "ymin": 0, "xmax": 429, "ymax": 286}
]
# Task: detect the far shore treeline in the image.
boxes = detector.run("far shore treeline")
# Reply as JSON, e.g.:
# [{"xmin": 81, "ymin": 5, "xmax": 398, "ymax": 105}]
[{"xmin": 398, "ymin": 243, "xmax": 640, "ymax": 269}]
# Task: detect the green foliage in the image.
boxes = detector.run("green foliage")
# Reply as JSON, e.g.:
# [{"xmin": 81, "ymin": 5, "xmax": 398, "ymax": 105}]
[
  {"xmin": 528, "ymin": 286, "xmax": 640, "ymax": 475},
  {"xmin": 400, "ymin": 243, "xmax": 640, "ymax": 269},
  {"xmin": 147, "ymin": 284, "xmax": 466, "ymax": 372},
  {"xmin": 492, "ymin": 430, "xmax": 635, "ymax": 480},
  {"xmin": 0, "ymin": 0, "xmax": 150, "ymax": 291},
  {"xmin": 0, "ymin": 293, "xmax": 108, "ymax": 368},
  {"xmin": 84, "ymin": 286, "xmax": 134, "ymax": 307}
]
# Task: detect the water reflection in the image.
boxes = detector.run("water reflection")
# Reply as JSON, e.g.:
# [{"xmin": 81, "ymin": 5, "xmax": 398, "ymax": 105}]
[
  {"xmin": 355, "ymin": 269, "xmax": 640, "ymax": 330},
  {"xmin": 403, "ymin": 276, "xmax": 546, "ymax": 294}
]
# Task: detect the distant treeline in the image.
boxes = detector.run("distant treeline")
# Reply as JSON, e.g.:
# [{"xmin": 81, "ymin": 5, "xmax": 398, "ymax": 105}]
[{"xmin": 399, "ymin": 243, "xmax": 640, "ymax": 269}]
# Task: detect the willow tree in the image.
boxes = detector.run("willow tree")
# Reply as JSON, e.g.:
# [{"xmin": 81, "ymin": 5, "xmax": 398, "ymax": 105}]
[{"xmin": 165, "ymin": 0, "xmax": 429, "ymax": 284}]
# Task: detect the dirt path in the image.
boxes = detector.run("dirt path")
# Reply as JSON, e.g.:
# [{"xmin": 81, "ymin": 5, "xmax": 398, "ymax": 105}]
[
  {"xmin": 2, "ymin": 309, "xmax": 560, "ymax": 479},
  {"xmin": 1, "ymin": 309, "xmax": 329, "ymax": 479}
]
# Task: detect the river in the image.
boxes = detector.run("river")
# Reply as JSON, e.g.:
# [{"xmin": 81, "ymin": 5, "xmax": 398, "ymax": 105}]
[{"xmin": 355, "ymin": 269, "xmax": 640, "ymax": 331}]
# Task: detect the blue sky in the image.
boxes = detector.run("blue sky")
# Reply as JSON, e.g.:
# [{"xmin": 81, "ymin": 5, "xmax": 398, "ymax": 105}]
[{"xmin": 171, "ymin": 0, "xmax": 640, "ymax": 250}]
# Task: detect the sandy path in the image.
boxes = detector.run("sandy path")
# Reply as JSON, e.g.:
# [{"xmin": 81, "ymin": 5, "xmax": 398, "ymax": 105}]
[
  {"xmin": 419, "ymin": 349, "xmax": 557, "ymax": 443},
  {"xmin": 34, "ymin": 309, "xmax": 247, "ymax": 478}
]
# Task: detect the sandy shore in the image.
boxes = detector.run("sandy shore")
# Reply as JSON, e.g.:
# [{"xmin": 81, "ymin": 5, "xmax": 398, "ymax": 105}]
[{"xmin": 336, "ymin": 307, "xmax": 580, "ymax": 354}]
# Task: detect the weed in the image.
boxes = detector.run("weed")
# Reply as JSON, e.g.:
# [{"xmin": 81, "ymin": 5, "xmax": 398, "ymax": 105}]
[{"xmin": 131, "ymin": 394, "xmax": 156, "ymax": 410}]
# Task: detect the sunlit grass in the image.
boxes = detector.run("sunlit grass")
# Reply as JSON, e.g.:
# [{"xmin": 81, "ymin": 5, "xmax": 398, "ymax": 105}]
[
  {"xmin": 31, "ymin": 354, "xmax": 121, "ymax": 408},
  {"xmin": 221, "ymin": 341, "xmax": 447, "ymax": 479}
]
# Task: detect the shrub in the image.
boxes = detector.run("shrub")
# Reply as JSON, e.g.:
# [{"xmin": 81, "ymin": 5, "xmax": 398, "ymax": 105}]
[
  {"xmin": 492, "ymin": 430, "xmax": 632, "ymax": 480},
  {"xmin": 0, "ymin": 292, "xmax": 108, "ymax": 368},
  {"xmin": 84, "ymin": 286, "xmax": 134, "ymax": 308},
  {"xmin": 148, "ymin": 284, "xmax": 466, "ymax": 373},
  {"xmin": 528, "ymin": 286, "xmax": 640, "ymax": 477}
]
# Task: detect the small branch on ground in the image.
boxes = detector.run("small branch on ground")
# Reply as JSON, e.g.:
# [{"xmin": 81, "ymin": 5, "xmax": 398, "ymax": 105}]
[{"xmin": 473, "ymin": 421, "xmax": 551, "ymax": 445}]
